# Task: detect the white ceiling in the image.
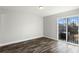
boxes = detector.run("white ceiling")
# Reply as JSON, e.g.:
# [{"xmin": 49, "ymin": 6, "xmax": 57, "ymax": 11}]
[{"xmin": 0, "ymin": 6, "xmax": 79, "ymax": 17}]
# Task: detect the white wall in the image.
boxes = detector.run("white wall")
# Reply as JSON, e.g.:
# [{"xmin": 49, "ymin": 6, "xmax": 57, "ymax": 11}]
[
  {"xmin": 1, "ymin": 7, "xmax": 79, "ymax": 46},
  {"xmin": 44, "ymin": 15, "xmax": 57, "ymax": 39},
  {"xmin": 44, "ymin": 8, "xmax": 79, "ymax": 40},
  {"xmin": 0, "ymin": 11, "xmax": 43, "ymax": 46}
]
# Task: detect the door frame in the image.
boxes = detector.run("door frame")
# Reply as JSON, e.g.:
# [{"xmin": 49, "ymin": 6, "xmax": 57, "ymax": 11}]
[{"xmin": 57, "ymin": 18, "xmax": 67, "ymax": 42}]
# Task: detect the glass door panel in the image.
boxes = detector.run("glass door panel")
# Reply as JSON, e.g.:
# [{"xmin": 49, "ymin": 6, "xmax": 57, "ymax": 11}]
[
  {"xmin": 58, "ymin": 18, "xmax": 66, "ymax": 41},
  {"xmin": 67, "ymin": 17, "xmax": 79, "ymax": 44}
]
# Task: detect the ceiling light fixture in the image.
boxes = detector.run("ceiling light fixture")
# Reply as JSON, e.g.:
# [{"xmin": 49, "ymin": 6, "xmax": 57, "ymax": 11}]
[{"xmin": 39, "ymin": 6, "xmax": 44, "ymax": 9}]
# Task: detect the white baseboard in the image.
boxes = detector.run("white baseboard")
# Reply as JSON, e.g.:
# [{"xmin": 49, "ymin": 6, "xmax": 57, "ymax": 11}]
[
  {"xmin": 0, "ymin": 36, "xmax": 43, "ymax": 47},
  {"xmin": 44, "ymin": 36, "xmax": 58, "ymax": 40}
]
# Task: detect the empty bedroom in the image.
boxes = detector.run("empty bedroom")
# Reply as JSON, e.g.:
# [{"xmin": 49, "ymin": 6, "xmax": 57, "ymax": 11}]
[{"xmin": 0, "ymin": 6, "xmax": 79, "ymax": 53}]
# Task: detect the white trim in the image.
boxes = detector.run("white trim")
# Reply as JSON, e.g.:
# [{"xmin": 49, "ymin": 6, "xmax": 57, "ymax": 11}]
[
  {"xmin": 0, "ymin": 36, "xmax": 43, "ymax": 47},
  {"xmin": 66, "ymin": 18, "xmax": 68, "ymax": 42},
  {"xmin": 57, "ymin": 19, "xmax": 59, "ymax": 40},
  {"xmin": 57, "ymin": 14, "xmax": 79, "ymax": 19},
  {"xmin": 58, "ymin": 39, "xmax": 79, "ymax": 46},
  {"xmin": 44, "ymin": 35, "xmax": 57, "ymax": 40},
  {"xmin": 66, "ymin": 42, "xmax": 79, "ymax": 46}
]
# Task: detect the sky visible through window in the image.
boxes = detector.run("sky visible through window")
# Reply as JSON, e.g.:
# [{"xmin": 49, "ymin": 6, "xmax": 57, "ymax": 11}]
[
  {"xmin": 58, "ymin": 16, "xmax": 79, "ymax": 25},
  {"xmin": 58, "ymin": 16, "xmax": 79, "ymax": 32}
]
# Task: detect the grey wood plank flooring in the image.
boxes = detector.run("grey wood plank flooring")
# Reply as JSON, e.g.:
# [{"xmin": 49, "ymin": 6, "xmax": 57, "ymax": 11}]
[{"xmin": 0, "ymin": 37, "xmax": 79, "ymax": 53}]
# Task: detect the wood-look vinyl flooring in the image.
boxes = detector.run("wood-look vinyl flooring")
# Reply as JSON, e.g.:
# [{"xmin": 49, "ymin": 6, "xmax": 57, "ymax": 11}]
[{"xmin": 0, "ymin": 37, "xmax": 79, "ymax": 53}]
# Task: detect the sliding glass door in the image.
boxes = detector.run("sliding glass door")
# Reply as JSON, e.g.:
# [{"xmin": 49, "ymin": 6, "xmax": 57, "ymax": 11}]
[
  {"xmin": 58, "ymin": 16, "xmax": 79, "ymax": 44},
  {"xmin": 58, "ymin": 18, "xmax": 66, "ymax": 41},
  {"xmin": 67, "ymin": 17, "xmax": 79, "ymax": 44}
]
